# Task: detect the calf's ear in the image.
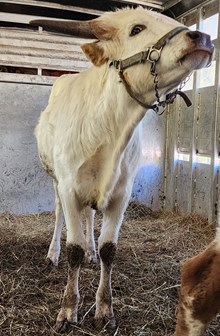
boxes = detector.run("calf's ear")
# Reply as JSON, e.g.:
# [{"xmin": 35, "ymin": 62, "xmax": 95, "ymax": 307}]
[
  {"xmin": 89, "ymin": 18, "xmax": 116, "ymax": 40},
  {"xmin": 82, "ymin": 17, "xmax": 117, "ymax": 66},
  {"xmin": 81, "ymin": 42, "xmax": 108, "ymax": 66}
]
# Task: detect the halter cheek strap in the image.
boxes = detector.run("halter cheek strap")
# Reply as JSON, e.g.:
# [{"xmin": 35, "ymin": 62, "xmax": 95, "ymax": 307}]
[{"xmin": 110, "ymin": 26, "xmax": 192, "ymax": 114}]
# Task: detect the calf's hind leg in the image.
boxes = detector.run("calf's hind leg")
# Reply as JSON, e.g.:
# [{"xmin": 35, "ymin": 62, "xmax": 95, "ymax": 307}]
[
  {"xmin": 47, "ymin": 180, "xmax": 64, "ymax": 266},
  {"xmin": 85, "ymin": 207, "xmax": 97, "ymax": 264}
]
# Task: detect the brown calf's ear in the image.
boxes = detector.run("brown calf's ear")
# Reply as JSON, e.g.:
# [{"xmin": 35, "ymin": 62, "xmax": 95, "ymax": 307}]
[{"xmin": 81, "ymin": 41, "xmax": 108, "ymax": 66}]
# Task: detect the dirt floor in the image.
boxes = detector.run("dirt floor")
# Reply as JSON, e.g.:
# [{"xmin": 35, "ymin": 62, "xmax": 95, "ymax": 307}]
[{"xmin": 0, "ymin": 202, "xmax": 220, "ymax": 336}]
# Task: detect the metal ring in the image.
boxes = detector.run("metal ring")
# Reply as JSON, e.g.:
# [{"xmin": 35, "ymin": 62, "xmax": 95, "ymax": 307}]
[{"xmin": 148, "ymin": 47, "xmax": 162, "ymax": 62}]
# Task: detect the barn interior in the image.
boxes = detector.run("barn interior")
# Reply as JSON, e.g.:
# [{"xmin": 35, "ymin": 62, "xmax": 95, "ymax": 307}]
[
  {"xmin": 0, "ymin": 0, "xmax": 219, "ymax": 222},
  {"xmin": 0, "ymin": 1, "xmax": 220, "ymax": 335}
]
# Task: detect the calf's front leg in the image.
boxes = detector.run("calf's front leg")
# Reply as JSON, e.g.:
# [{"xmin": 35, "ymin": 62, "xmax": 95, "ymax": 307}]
[
  {"xmin": 95, "ymin": 241, "xmax": 117, "ymax": 330},
  {"xmin": 54, "ymin": 187, "xmax": 85, "ymax": 333},
  {"xmin": 94, "ymin": 191, "xmax": 131, "ymax": 330},
  {"xmin": 55, "ymin": 244, "xmax": 85, "ymax": 332}
]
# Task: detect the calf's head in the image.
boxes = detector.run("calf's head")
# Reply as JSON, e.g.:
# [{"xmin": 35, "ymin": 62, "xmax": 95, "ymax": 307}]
[{"xmin": 30, "ymin": 8, "xmax": 214, "ymax": 108}]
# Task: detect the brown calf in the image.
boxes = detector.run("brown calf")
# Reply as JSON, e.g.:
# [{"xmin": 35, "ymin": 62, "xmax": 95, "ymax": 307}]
[{"xmin": 175, "ymin": 232, "xmax": 220, "ymax": 336}]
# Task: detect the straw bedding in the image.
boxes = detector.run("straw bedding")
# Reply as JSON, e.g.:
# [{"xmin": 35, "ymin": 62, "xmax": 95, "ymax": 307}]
[{"xmin": 0, "ymin": 201, "xmax": 219, "ymax": 335}]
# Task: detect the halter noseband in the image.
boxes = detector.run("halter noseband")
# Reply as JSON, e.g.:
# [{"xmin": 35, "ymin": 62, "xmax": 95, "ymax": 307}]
[{"xmin": 110, "ymin": 26, "xmax": 192, "ymax": 114}]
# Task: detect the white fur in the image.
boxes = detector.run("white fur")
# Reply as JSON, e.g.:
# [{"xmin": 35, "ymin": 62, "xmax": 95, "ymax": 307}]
[{"xmin": 185, "ymin": 305, "xmax": 205, "ymax": 336}]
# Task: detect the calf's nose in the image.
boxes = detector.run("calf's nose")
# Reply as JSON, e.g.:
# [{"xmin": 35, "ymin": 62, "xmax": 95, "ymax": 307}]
[
  {"xmin": 187, "ymin": 30, "xmax": 214, "ymax": 52},
  {"xmin": 187, "ymin": 30, "xmax": 203, "ymax": 41}
]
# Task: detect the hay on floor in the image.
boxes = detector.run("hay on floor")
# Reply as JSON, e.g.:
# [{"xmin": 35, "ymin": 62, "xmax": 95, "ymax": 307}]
[{"xmin": 0, "ymin": 202, "xmax": 219, "ymax": 336}]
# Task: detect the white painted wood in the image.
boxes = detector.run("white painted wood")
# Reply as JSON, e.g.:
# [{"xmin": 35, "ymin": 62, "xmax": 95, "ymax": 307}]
[
  {"xmin": 0, "ymin": 28, "xmax": 90, "ymax": 72},
  {"xmin": 0, "ymin": 72, "xmax": 55, "ymax": 85},
  {"xmin": 1, "ymin": 37, "xmax": 84, "ymax": 53},
  {"xmin": 0, "ymin": 54, "xmax": 89, "ymax": 71},
  {"xmin": 0, "ymin": 29, "xmax": 93, "ymax": 46},
  {"xmin": 1, "ymin": 46, "xmax": 86, "ymax": 61}
]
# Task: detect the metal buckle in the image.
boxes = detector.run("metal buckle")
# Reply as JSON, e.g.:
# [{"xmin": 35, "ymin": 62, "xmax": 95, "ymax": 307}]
[{"xmin": 147, "ymin": 47, "xmax": 162, "ymax": 63}]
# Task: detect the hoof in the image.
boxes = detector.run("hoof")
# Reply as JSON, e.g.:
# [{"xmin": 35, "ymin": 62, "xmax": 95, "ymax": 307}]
[
  {"xmin": 46, "ymin": 257, "xmax": 57, "ymax": 266},
  {"xmin": 94, "ymin": 316, "xmax": 117, "ymax": 331},
  {"xmin": 54, "ymin": 319, "xmax": 76, "ymax": 334},
  {"xmin": 42, "ymin": 258, "xmax": 58, "ymax": 272},
  {"xmin": 47, "ymin": 245, "xmax": 60, "ymax": 267},
  {"xmin": 84, "ymin": 251, "xmax": 98, "ymax": 265},
  {"xmin": 46, "ymin": 256, "xmax": 59, "ymax": 267}
]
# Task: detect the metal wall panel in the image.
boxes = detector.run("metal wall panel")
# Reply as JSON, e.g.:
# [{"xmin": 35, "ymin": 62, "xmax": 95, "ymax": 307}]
[
  {"xmin": 164, "ymin": 0, "xmax": 220, "ymax": 222},
  {"xmin": 196, "ymin": 86, "xmax": 216, "ymax": 155},
  {"xmin": 0, "ymin": 82, "xmax": 54, "ymax": 213},
  {"xmin": 192, "ymin": 164, "xmax": 212, "ymax": 218},
  {"xmin": 175, "ymin": 161, "xmax": 192, "ymax": 213},
  {"xmin": 165, "ymin": 85, "xmax": 219, "ymax": 221},
  {"xmin": 132, "ymin": 110, "xmax": 166, "ymax": 210},
  {"xmin": 177, "ymin": 91, "xmax": 193, "ymax": 152}
]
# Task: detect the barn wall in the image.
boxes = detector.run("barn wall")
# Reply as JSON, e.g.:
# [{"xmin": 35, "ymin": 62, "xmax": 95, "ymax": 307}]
[
  {"xmin": 164, "ymin": 0, "xmax": 220, "ymax": 222},
  {"xmin": 1, "ymin": 0, "xmax": 219, "ymax": 219},
  {"xmin": 0, "ymin": 81, "xmax": 54, "ymax": 213}
]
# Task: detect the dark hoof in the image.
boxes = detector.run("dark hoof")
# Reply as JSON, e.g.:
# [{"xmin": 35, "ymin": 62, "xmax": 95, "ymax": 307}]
[
  {"xmin": 84, "ymin": 252, "xmax": 98, "ymax": 266},
  {"xmin": 46, "ymin": 257, "xmax": 54, "ymax": 266},
  {"xmin": 94, "ymin": 316, "xmax": 117, "ymax": 332},
  {"xmin": 42, "ymin": 258, "xmax": 57, "ymax": 272},
  {"xmin": 54, "ymin": 319, "xmax": 76, "ymax": 334},
  {"xmin": 46, "ymin": 257, "xmax": 59, "ymax": 267}
]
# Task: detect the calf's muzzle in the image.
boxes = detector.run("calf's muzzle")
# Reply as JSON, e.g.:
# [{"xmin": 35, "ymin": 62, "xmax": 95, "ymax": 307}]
[{"xmin": 187, "ymin": 30, "xmax": 214, "ymax": 58}]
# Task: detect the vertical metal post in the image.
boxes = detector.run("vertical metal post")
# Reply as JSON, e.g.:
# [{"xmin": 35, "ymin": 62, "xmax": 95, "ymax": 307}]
[
  {"xmin": 163, "ymin": 104, "xmax": 176, "ymax": 210},
  {"xmin": 210, "ymin": 1, "xmax": 220, "ymax": 223},
  {"xmin": 187, "ymin": 8, "xmax": 202, "ymax": 213},
  {"xmin": 162, "ymin": 106, "xmax": 169, "ymax": 209}
]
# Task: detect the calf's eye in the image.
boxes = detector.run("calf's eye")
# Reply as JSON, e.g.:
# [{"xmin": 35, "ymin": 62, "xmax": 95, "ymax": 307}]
[{"xmin": 130, "ymin": 25, "xmax": 146, "ymax": 36}]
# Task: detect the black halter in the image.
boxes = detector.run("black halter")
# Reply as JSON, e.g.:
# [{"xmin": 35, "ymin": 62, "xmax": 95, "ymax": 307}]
[{"xmin": 110, "ymin": 26, "xmax": 192, "ymax": 114}]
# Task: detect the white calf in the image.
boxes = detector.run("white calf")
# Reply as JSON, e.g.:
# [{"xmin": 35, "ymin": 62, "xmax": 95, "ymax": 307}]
[{"xmin": 31, "ymin": 7, "xmax": 213, "ymax": 332}]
